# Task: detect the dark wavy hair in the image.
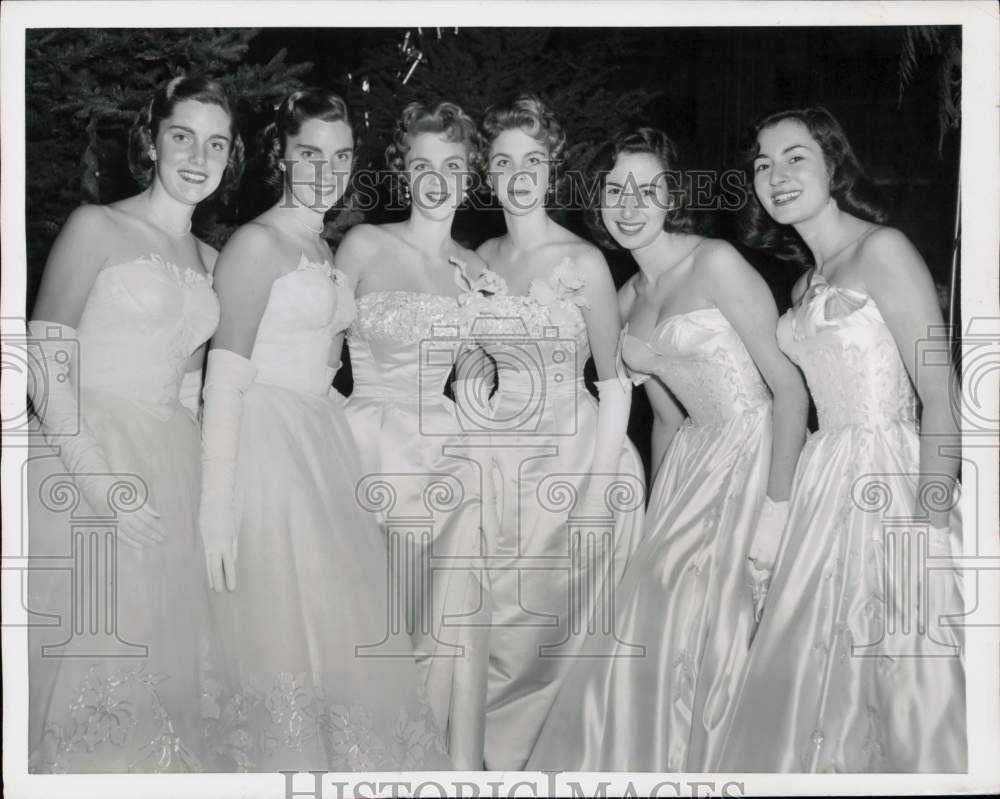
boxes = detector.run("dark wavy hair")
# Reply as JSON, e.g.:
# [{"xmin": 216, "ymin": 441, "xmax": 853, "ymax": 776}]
[
  {"xmin": 260, "ymin": 88, "xmax": 353, "ymax": 194},
  {"xmin": 481, "ymin": 94, "xmax": 567, "ymax": 196},
  {"xmin": 736, "ymin": 106, "xmax": 888, "ymax": 263},
  {"xmin": 585, "ymin": 127, "xmax": 700, "ymax": 250},
  {"xmin": 385, "ymin": 101, "xmax": 484, "ymax": 174},
  {"xmin": 128, "ymin": 76, "xmax": 244, "ymax": 197}
]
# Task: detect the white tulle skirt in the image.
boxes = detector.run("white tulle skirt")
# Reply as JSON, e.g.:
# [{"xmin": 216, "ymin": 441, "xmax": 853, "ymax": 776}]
[
  {"xmin": 28, "ymin": 391, "xmax": 211, "ymax": 773},
  {"xmin": 205, "ymin": 382, "xmax": 451, "ymax": 771}
]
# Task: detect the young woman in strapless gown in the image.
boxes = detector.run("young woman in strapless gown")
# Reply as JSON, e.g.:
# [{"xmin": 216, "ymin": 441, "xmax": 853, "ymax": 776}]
[
  {"xmin": 333, "ymin": 101, "xmax": 492, "ymax": 769},
  {"xmin": 714, "ymin": 107, "xmax": 965, "ymax": 772},
  {"xmin": 27, "ymin": 77, "xmax": 242, "ymax": 772},
  {"xmin": 197, "ymin": 89, "xmax": 449, "ymax": 772},
  {"xmin": 472, "ymin": 96, "xmax": 647, "ymax": 771},
  {"xmin": 526, "ymin": 127, "xmax": 808, "ymax": 772}
]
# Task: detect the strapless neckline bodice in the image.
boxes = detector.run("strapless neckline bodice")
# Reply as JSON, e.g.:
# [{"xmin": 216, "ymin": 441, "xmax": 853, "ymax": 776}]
[
  {"xmin": 74, "ymin": 253, "xmax": 219, "ymax": 412},
  {"xmin": 250, "ymin": 253, "xmax": 353, "ymax": 396},
  {"xmin": 622, "ymin": 307, "xmax": 770, "ymax": 427},
  {"xmin": 777, "ymin": 272, "xmax": 917, "ymax": 430}
]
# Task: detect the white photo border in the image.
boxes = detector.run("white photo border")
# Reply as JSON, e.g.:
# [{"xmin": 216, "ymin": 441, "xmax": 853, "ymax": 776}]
[{"xmin": 2, "ymin": 2, "xmax": 998, "ymax": 798}]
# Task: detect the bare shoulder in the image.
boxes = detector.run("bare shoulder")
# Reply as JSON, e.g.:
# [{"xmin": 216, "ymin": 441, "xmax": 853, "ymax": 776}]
[
  {"xmin": 334, "ymin": 222, "xmax": 388, "ymax": 264},
  {"xmin": 213, "ymin": 221, "xmax": 283, "ymax": 285},
  {"xmin": 59, "ymin": 203, "xmax": 116, "ymax": 245},
  {"xmin": 564, "ymin": 238, "xmax": 610, "ymax": 279},
  {"xmin": 692, "ymin": 237, "xmax": 756, "ymax": 288},
  {"xmin": 857, "ymin": 225, "xmax": 925, "ymax": 278},
  {"xmin": 38, "ymin": 204, "xmax": 117, "ymax": 291},
  {"xmin": 693, "ymin": 237, "xmax": 746, "ymax": 273},
  {"xmin": 222, "ymin": 219, "xmax": 280, "ymax": 255}
]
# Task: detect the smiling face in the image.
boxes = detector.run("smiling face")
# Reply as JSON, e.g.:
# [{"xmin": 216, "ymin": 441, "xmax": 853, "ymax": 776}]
[
  {"xmin": 488, "ymin": 128, "xmax": 551, "ymax": 215},
  {"xmin": 284, "ymin": 117, "xmax": 354, "ymax": 212},
  {"xmin": 600, "ymin": 151, "xmax": 672, "ymax": 250},
  {"xmin": 404, "ymin": 132, "xmax": 471, "ymax": 220},
  {"xmin": 153, "ymin": 99, "xmax": 233, "ymax": 205},
  {"xmin": 752, "ymin": 118, "xmax": 833, "ymax": 225}
]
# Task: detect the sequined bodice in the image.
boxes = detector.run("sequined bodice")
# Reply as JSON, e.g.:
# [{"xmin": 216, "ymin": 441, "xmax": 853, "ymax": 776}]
[
  {"xmin": 776, "ymin": 273, "xmax": 917, "ymax": 430},
  {"xmin": 464, "ymin": 258, "xmax": 591, "ymax": 399},
  {"xmin": 75, "ymin": 254, "xmax": 219, "ymax": 407},
  {"xmin": 348, "ymin": 291, "xmax": 464, "ymax": 400},
  {"xmin": 622, "ymin": 308, "xmax": 770, "ymax": 427},
  {"xmin": 251, "ymin": 254, "xmax": 354, "ymax": 395}
]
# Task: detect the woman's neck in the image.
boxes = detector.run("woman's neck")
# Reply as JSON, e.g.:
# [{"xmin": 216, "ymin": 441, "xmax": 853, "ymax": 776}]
[
  {"xmin": 502, "ymin": 206, "xmax": 552, "ymax": 253},
  {"xmin": 793, "ymin": 199, "xmax": 861, "ymax": 270},
  {"xmin": 276, "ymin": 189, "xmax": 327, "ymax": 236},
  {"xmin": 143, "ymin": 184, "xmax": 195, "ymax": 236},
  {"xmin": 631, "ymin": 230, "xmax": 696, "ymax": 283},
  {"xmin": 403, "ymin": 209, "xmax": 455, "ymax": 256}
]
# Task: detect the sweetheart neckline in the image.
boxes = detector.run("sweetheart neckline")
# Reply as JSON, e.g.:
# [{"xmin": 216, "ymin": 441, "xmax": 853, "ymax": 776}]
[
  {"xmin": 104, "ymin": 252, "xmax": 212, "ymax": 285},
  {"xmin": 626, "ymin": 306, "xmax": 725, "ymax": 346}
]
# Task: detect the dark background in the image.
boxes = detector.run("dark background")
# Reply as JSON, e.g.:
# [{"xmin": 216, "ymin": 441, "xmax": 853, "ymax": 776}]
[{"xmin": 24, "ymin": 26, "xmax": 961, "ymax": 478}]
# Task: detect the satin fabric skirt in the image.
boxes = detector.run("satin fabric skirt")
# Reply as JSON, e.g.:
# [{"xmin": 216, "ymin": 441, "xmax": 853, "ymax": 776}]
[
  {"xmin": 714, "ymin": 421, "xmax": 966, "ymax": 772},
  {"xmin": 526, "ymin": 405, "xmax": 769, "ymax": 772},
  {"xmin": 485, "ymin": 385, "xmax": 647, "ymax": 771},
  {"xmin": 345, "ymin": 389, "xmax": 489, "ymax": 768},
  {"xmin": 28, "ymin": 391, "xmax": 210, "ymax": 772},
  {"xmin": 206, "ymin": 382, "xmax": 451, "ymax": 771}
]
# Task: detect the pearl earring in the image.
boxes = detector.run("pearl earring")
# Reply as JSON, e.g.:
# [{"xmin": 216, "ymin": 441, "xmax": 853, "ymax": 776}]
[
  {"xmin": 149, "ymin": 148, "xmax": 157, "ymax": 162},
  {"xmin": 278, "ymin": 161, "xmax": 287, "ymax": 172}
]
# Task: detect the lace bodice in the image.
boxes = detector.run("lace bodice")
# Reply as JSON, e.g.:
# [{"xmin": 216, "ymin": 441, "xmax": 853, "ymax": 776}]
[
  {"xmin": 348, "ymin": 291, "xmax": 465, "ymax": 401},
  {"xmin": 462, "ymin": 258, "xmax": 592, "ymax": 398},
  {"xmin": 250, "ymin": 254, "xmax": 352, "ymax": 396},
  {"xmin": 776, "ymin": 273, "xmax": 917, "ymax": 430},
  {"xmin": 622, "ymin": 308, "xmax": 770, "ymax": 427},
  {"xmin": 75, "ymin": 254, "xmax": 219, "ymax": 409}
]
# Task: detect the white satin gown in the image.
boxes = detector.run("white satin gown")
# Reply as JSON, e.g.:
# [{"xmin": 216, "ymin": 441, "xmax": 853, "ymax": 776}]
[
  {"xmin": 345, "ymin": 268, "xmax": 490, "ymax": 765},
  {"xmin": 526, "ymin": 307, "xmax": 772, "ymax": 772},
  {"xmin": 714, "ymin": 273, "xmax": 966, "ymax": 772},
  {"xmin": 469, "ymin": 259, "xmax": 647, "ymax": 771}
]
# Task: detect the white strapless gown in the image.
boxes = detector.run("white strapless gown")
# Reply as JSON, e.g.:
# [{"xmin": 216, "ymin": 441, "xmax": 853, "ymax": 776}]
[
  {"xmin": 28, "ymin": 254, "xmax": 220, "ymax": 772},
  {"xmin": 526, "ymin": 307, "xmax": 771, "ymax": 772},
  {"xmin": 715, "ymin": 274, "xmax": 966, "ymax": 772},
  {"xmin": 467, "ymin": 260, "xmax": 647, "ymax": 771},
  {"xmin": 205, "ymin": 255, "xmax": 451, "ymax": 771},
  {"xmin": 345, "ymin": 283, "xmax": 490, "ymax": 767}
]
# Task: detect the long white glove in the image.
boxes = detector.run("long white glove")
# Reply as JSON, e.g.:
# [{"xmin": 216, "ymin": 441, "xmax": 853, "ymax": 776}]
[
  {"xmin": 179, "ymin": 368, "xmax": 203, "ymax": 419},
  {"xmin": 28, "ymin": 319, "xmax": 165, "ymax": 547},
  {"xmin": 198, "ymin": 348, "xmax": 256, "ymax": 592},
  {"xmin": 747, "ymin": 497, "xmax": 790, "ymax": 624}
]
